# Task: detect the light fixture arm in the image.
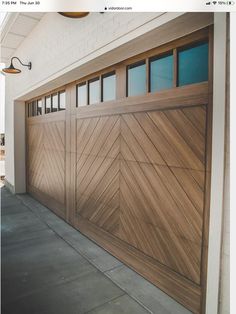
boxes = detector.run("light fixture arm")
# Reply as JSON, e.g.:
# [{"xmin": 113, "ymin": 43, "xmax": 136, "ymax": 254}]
[{"xmin": 11, "ymin": 57, "xmax": 32, "ymax": 70}]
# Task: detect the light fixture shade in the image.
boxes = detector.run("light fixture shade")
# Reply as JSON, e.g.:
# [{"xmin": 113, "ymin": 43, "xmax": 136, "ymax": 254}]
[
  {"xmin": 58, "ymin": 12, "xmax": 89, "ymax": 18},
  {"xmin": 2, "ymin": 62, "xmax": 21, "ymax": 74},
  {"xmin": 3, "ymin": 57, "xmax": 31, "ymax": 74}
]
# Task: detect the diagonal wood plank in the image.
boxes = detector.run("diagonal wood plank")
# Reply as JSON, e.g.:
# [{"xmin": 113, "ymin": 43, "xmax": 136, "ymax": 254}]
[
  {"xmin": 28, "ymin": 121, "xmax": 66, "ymax": 206},
  {"xmin": 148, "ymin": 110, "xmax": 205, "ymax": 171},
  {"xmin": 122, "ymin": 114, "xmax": 165, "ymax": 165},
  {"xmin": 182, "ymin": 106, "xmax": 206, "ymax": 136},
  {"xmin": 119, "ymin": 209, "xmax": 201, "ymax": 283},
  {"xmin": 165, "ymin": 109, "xmax": 205, "ymax": 164},
  {"xmin": 133, "ymin": 112, "xmax": 183, "ymax": 167}
]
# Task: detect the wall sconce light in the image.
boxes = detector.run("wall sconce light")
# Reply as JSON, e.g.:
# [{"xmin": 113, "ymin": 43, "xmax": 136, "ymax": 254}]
[
  {"xmin": 58, "ymin": 12, "xmax": 89, "ymax": 18},
  {"xmin": 2, "ymin": 57, "xmax": 32, "ymax": 74}
]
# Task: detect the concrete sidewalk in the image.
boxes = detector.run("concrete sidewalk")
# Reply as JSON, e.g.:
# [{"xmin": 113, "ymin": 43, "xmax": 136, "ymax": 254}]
[{"xmin": 1, "ymin": 185, "xmax": 191, "ymax": 314}]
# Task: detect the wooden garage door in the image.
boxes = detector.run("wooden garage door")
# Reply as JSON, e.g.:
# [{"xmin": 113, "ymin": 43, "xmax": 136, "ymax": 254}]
[{"xmin": 26, "ymin": 28, "xmax": 212, "ymax": 314}]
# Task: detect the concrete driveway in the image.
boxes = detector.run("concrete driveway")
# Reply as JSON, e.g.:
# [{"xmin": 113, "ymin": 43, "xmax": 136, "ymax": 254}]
[{"xmin": 1, "ymin": 186, "xmax": 191, "ymax": 314}]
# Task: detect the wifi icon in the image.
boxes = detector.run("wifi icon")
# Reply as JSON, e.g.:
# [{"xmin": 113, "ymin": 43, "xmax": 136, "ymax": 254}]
[{"xmin": 213, "ymin": 1, "xmax": 217, "ymax": 4}]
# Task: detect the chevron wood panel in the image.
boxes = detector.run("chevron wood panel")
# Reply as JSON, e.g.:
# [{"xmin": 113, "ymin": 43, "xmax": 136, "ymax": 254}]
[
  {"xmin": 75, "ymin": 105, "xmax": 206, "ymax": 284},
  {"xmin": 119, "ymin": 160, "xmax": 203, "ymax": 283},
  {"xmin": 27, "ymin": 121, "xmax": 66, "ymax": 208},
  {"xmin": 76, "ymin": 116, "xmax": 121, "ymax": 235},
  {"xmin": 119, "ymin": 107, "xmax": 206, "ymax": 283},
  {"xmin": 28, "ymin": 124, "xmax": 44, "ymax": 190}
]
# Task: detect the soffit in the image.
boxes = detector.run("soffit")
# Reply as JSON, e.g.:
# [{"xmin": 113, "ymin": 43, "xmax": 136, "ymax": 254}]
[{"xmin": 0, "ymin": 12, "xmax": 44, "ymax": 63}]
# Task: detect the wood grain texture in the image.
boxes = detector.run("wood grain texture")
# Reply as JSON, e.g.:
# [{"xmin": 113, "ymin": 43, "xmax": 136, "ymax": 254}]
[
  {"xmin": 71, "ymin": 104, "xmax": 209, "ymax": 314},
  {"xmin": 76, "ymin": 116, "xmax": 121, "ymax": 236},
  {"xmin": 27, "ymin": 119, "xmax": 66, "ymax": 217},
  {"xmin": 75, "ymin": 82, "xmax": 208, "ymax": 119},
  {"xmin": 74, "ymin": 105, "xmax": 206, "ymax": 287}
]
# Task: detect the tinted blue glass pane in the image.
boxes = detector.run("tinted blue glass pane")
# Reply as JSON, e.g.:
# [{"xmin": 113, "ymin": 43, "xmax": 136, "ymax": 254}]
[
  {"xmin": 150, "ymin": 54, "xmax": 173, "ymax": 92},
  {"xmin": 103, "ymin": 73, "xmax": 116, "ymax": 101},
  {"xmin": 128, "ymin": 63, "xmax": 146, "ymax": 96},
  {"xmin": 178, "ymin": 42, "xmax": 208, "ymax": 86},
  {"xmin": 89, "ymin": 79, "xmax": 100, "ymax": 104},
  {"xmin": 77, "ymin": 84, "xmax": 87, "ymax": 106}
]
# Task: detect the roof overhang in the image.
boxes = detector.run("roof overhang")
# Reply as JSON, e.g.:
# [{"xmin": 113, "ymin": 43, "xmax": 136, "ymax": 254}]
[{"xmin": 0, "ymin": 12, "xmax": 44, "ymax": 63}]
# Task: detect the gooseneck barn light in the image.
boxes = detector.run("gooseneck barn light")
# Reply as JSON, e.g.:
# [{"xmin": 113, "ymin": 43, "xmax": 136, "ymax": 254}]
[
  {"xmin": 2, "ymin": 57, "xmax": 32, "ymax": 74},
  {"xmin": 58, "ymin": 12, "xmax": 89, "ymax": 18}
]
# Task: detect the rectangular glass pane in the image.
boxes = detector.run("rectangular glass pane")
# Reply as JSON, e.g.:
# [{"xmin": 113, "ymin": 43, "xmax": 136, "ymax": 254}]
[
  {"xmin": 52, "ymin": 94, "xmax": 58, "ymax": 112},
  {"xmin": 59, "ymin": 91, "xmax": 66, "ymax": 110},
  {"xmin": 178, "ymin": 42, "xmax": 208, "ymax": 86},
  {"xmin": 45, "ymin": 96, "xmax": 51, "ymax": 114},
  {"xmin": 102, "ymin": 72, "xmax": 116, "ymax": 102},
  {"xmin": 128, "ymin": 61, "xmax": 146, "ymax": 97},
  {"xmin": 89, "ymin": 78, "xmax": 100, "ymax": 105},
  {"xmin": 77, "ymin": 83, "xmax": 87, "ymax": 107},
  {"xmin": 32, "ymin": 101, "xmax": 37, "ymax": 116},
  {"xmin": 37, "ymin": 99, "xmax": 42, "ymax": 115},
  {"xmin": 150, "ymin": 54, "xmax": 173, "ymax": 92},
  {"xmin": 28, "ymin": 103, "xmax": 31, "ymax": 117},
  {"xmin": 31, "ymin": 102, "xmax": 34, "ymax": 116}
]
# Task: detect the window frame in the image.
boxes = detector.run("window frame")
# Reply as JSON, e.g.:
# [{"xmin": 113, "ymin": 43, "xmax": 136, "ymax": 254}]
[
  {"xmin": 45, "ymin": 95, "xmax": 51, "ymax": 114},
  {"xmin": 88, "ymin": 76, "xmax": 100, "ymax": 105},
  {"xmin": 26, "ymin": 27, "xmax": 210, "ymax": 118},
  {"xmin": 76, "ymin": 82, "xmax": 87, "ymax": 107},
  {"xmin": 36, "ymin": 99, "xmax": 42, "ymax": 116},
  {"xmin": 149, "ymin": 51, "xmax": 174, "ymax": 93},
  {"xmin": 31, "ymin": 100, "xmax": 37, "ymax": 117},
  {"xmin": 58, "ymin": 90, "xmax": 66, "ymax": 111},
  {"xmin": 51, "ymin": 93, "xmax": 58, "ymax": 112},
  {"xmin": 177, "ymin": 40, "xmax": 209, "ymax": 87},
  {"xmin": 101, "ymin": 71, "xmax": 116, "ymax": 102},
  {"xmin": 126, "ymin": 60, "xmax": 147, "ymax": 97},
  {"xmin": 28, "ymin": 102, "xmax": 31, "ymax": 117}
]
